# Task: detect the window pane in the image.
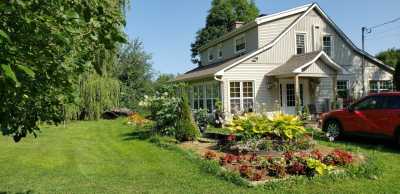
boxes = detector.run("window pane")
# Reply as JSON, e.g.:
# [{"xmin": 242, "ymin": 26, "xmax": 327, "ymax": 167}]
[
  {"xmin": 323, "ymin": 36, "xmax": 332, "ymax": 56},
  {"xmin": 206, "ymin": 99, "xmax": 213, "ymax": 113},
  {"xmin": 235, "ymin": 37, "xmax": 246, "ymax": 52},
  {"xmin": 198, "ymin": 85, "xmax": 204, "ymax": 99},
  {"xmin": 230, "ymin": 99, "xmax": 241, "ymax": 114},
  {"xmin": 230, "ymin": 82, "xmax": 240, "ymax": 97},
  {"xmin": 206, "ymin": 84, "xmax": 213, "ymax": 98},
  {"xmin": 369, "ymin": 81, "xmax": 379, "ymax": 93},
  {"xmin": 243, "ymin": 82, "xmax": 253, "ymax": 97},
  {"xmin": 243, "ymin": 99, "xmax": 254, "ymax": 113},
  {"xmin": 296, "ymin": 34, "xmax": 305, "ymax": 54},
  {"xmin": 287, "ymin": 84, "xmax": 295, "ymax": 106},
  {"xmin": 337, "ymin": 80, "xmax": 349, "ymax": 99},
  {"xmin": 213, "ymin": 83, "xmax": 220, "ymax": 98},
  {"xmin": 384, "ymin": 96, "xmax": 400, "ymax": 109}
]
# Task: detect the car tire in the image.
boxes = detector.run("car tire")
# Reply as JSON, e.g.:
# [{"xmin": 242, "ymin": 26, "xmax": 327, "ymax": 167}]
[
  {"xmin": 324, "ymin": 119, "xmax": 342, "ymax": 142},
  {"xmin": 395, "ymin": 129, "xmax": 400, "ymax": 147}
]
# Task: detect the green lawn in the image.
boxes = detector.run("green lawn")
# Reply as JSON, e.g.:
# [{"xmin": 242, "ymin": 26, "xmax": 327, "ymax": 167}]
[{"xmin": 0, "ymin": 119, "xmax": 400, "ymax": 194}]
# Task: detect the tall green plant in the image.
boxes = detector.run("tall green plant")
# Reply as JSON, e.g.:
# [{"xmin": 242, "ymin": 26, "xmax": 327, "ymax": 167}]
[{"xmin": 175, "ymin": 94, "xmax": 200, "ymax": 141}]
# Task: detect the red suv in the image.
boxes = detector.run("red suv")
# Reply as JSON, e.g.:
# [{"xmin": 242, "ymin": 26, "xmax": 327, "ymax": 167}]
[{"xmin": 321, "ymin": 92, "xmax": 400, "ymax": 144}]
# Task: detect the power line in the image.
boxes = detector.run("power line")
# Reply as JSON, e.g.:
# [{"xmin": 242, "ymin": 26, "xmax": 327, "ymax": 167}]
[
  {"xmin": 368, "ymin": 16, "xmax": 400, "ymax": 30},
  {"xmin": 365, "ymin": 24, "xmax": 400, "ymax": 37}
]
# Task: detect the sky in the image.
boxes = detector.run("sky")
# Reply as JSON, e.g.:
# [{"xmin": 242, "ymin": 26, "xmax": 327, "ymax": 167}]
[{"xmin": 125, "ymin": 0, "xmax": 400, "ymax": 75}]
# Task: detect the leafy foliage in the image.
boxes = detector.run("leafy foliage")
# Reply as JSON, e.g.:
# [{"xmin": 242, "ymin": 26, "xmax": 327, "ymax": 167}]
[
  {"xmin": 227, "ymin": 113, "xmax": 306, "ymax": 140},
  {"xmin": 0, "ymin": 0, "xmax": 127, "ymax": 141},
  {"xmin": 376, "ymin": 48, "xmax": 400, "ymax": 90},
  {"xmin": 65, "ymin": 72, "xmax": 121, "ymax": 120},
  {"xmin": 191, "ymin": 0, "xmax": 259, "ymax": 65},
  {"xmin": 115, "ymin": 39, "xmax": 153, "ymax": 110}
]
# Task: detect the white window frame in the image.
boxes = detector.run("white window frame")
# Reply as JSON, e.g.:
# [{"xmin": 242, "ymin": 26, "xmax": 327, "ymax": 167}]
[
  {"xmin": 295, "ymin": 32, "xmax": 307, "ymax": 55},
  {"xmin": 228, "ymin": 80, "xmax": 255, "ymax": 113},
  {"xmin": 234, "ymin": 34, "xmax": 246, "ymax": 54},
  {"xmin": 369, "ymin": 80, "xmax": 393, "ymax": 93},
  {"xmin": 208, "ymin": 49, "xmax": 214, "ymax": 62},
  {"xmin": 190, "ymin": 82, "xmax": 220, "ymax": 112},
  {"xmin": 322, "ymin": 34, "xmax": 334, "ymax": 57}
]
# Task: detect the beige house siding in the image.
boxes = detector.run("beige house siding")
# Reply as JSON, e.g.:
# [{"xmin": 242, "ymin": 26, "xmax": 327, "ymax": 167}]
[
  {"xmin": 258, "ymin": 13, "xmax": 302, "ymax": 47},
  {"xmin": 222, "ymin": 62, "xmax": 281, "ymax": 114},
  {"xmin": 302, "ymin": 60, "xmax": 336, "ymax": 75},
  {"xmin": 200, "ymin": 27, "xmax": 259, "ymax": 66}
]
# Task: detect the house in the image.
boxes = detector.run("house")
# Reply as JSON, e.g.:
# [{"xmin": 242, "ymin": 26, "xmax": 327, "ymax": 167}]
[{"xmin": 175, "ymin": 3, "xmax": 394, "ymax": 116}]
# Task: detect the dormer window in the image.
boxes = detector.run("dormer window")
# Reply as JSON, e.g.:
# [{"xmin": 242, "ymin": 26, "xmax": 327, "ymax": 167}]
[
  {"xmin": 218, "ymin": 44, "xmax": 223, "ymax": 59},
  {"xmin": 296, "ymin": 33, "xmax": 306, "ymax": 54},
  {"xmin": 208, "ymin": 49, "xmax": 214, "ymax": 62},
  {"xmin": 323, "ymin": 35, "xmax": 333, "ymax": 57},
  {"xmin": 234, "ymin": 35, "xmax": 246, "ymax": 54}
]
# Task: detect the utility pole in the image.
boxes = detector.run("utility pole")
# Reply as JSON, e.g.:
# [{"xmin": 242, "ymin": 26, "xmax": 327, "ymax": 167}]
[{"xmin": 361, "ymin": 27, "xmax": 366, "ymax": 96}]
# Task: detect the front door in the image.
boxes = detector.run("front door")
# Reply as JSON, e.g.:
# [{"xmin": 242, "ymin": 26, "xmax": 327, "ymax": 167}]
[{"xmin": 279, "ymin": 79, "xmax": 309, "ymax": 115}]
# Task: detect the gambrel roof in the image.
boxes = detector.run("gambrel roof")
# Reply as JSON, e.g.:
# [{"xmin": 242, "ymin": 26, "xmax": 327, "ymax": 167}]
[{"xmin": 176, "ymin": 3, "xmax": 394, "ymax": 82}]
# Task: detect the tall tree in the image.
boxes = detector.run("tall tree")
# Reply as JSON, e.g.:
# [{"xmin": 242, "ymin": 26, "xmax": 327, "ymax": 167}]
[
  {"xmin": 0, "ymin": 0, "xmax": 127, "ymax": 141},
  {"xmin": 376, "ymin": 48, "xmax": 400, "ymax": 67},
  {"xmin": 115, "ymin": 39, "xmax": 153, "ymax": 110},
  {"xmin": 191, "ymin": 0, "xmax": 259, "ymax": 65}
]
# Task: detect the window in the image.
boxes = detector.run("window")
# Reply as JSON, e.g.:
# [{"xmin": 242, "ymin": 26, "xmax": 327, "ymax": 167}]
[
  {"xmin": 369, "ymin": 80, "xmax": 393, "ymax": 93},
  {"xmin": 208, "ymin": 49, "xmax": 214, "ymax": 62},
  {"xmin": 229, "ymin": 81, "xmax": 254, "ymax": 114},
  {"xmin": 234, "ymin": 35, "xmax": 246, "ymax": 53},
  {"xmin": 323, "ymin": 35, "xmax": 333, "ymax": 56},
  {"xmin": 353, "ymin": 96, "xmax": 384, "ymax": 111},
  {"xmin": 218, "ymin": 44, "xmax": 223, "ymax": 59},
  {"xmin": 191, "ymin": 83, "xmax": 220, "ymax": 112},
  {"xmin": 286, "ymin": 84, "xmax": 295, "ymax": 106},
  {"xmin": 337, "ymin": 80, "xmax": 349, "ymax": 99},
  {"xmin": 296, "ymin": 33, "xmax": 306, "ymax": 54}
]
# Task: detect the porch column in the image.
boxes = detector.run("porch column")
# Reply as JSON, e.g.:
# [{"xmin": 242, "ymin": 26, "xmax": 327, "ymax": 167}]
[
  {"xmin": 331, "ymin": 74, "xmax": 337, "ymax": 110},
  {"xmin": 294, "ymin": 74, "xmax": 301, "ymax": 114}
]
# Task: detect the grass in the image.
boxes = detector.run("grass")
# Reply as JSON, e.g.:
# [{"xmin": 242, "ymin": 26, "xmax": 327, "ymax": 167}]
[{"xmin": 0, "ymin": 119, "xmax": 400, "ymax": 193}]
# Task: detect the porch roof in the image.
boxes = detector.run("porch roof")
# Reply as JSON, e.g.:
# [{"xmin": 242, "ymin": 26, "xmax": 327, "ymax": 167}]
[{"xmin": 267, "ymin": 51, "xmax": 348, "ymax": 77}]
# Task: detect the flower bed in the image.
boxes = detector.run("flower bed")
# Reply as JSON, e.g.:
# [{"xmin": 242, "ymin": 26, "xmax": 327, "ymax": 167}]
[{"xmin": 203, "ymin": 148, "xmax": 355, "ymax": 182}]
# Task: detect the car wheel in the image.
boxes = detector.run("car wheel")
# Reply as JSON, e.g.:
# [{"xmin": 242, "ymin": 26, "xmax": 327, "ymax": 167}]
[
  {"xmin": 324, "ymin": 120, "xmax": 341, "ymax": 142},
  {"xmin": 395, "ymin": 129, "xmax": 400, "ymax": 147}
]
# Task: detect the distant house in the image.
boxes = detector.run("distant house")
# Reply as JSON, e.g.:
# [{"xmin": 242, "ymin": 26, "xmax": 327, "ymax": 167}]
[{"xmin": 175, "ymin": 3, "xmax": 394, "ymax": 116}]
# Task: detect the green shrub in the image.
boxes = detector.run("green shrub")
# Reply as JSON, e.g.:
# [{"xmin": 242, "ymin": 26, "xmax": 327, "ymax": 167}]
[{"xmin": 175, "ymin": 94, "xmax": 200, "ymax": 141}]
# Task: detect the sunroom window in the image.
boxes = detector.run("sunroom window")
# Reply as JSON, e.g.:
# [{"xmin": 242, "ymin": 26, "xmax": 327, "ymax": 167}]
[
  {"xmin": 230, "ymin": 81, "xmax": 254, "ymax": 114},
  {"xmin": 189, "ymin": 83, "xmax": 220, "ymax": 112}
]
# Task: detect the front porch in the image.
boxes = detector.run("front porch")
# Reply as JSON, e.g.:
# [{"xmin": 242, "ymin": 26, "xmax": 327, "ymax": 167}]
[{"xmin": 267, "ymin": 51, "xmax": 346, "ymax": 115}]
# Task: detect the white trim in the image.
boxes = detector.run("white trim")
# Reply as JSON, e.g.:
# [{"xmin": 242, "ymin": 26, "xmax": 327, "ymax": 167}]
[
  {"xmin": 322, "ymin": 34, "xmax": 334, "ymax": 58},
  {"xmin": 295, "ymin": 32, "xmax": 307, "ymax": 55},
  {"xmin": 255, "ymin": 4, "xmax": 312, "ymax": 24},
  {"xmin": 293, "ymin": 51, "xmax": 347, "ymax": 73},
  {"xmin": 234, "ymin": 34, "xmax": 247, "ymax": 54},
  {"xmin": 228, "ymin": 80, "xmax": 255, "ymax": 114}
]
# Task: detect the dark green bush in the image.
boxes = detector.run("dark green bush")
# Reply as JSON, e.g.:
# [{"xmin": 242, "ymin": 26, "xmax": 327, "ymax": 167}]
[{"xmin": 175, "ymin": 94, "xmax": 200, "ymax": 141}]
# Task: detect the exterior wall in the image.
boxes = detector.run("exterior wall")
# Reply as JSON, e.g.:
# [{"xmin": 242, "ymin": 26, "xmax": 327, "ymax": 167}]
[
  {"xmin": 222, "ymin": 61, "xmax": 281, "ymax": 114},
  {"xmin": 200, "ymin": 27, "xmax": 258, "ymax": 66},
  {"xmin": 258, "ymin": 13, "xmax": 302, "ymax": 47},
  {"xmin": 303, "ymin": 60, "xmax": 336, "ymax": 75}
]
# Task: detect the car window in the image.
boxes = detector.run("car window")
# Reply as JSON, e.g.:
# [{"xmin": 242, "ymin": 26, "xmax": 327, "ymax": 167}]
[
  {"xmin": 353, "ymin": 96, "xmax": 384, "ymax": 111},
  {"xmin": 383, "ymin": 96, "xmax": 400, "ymax": 109}
]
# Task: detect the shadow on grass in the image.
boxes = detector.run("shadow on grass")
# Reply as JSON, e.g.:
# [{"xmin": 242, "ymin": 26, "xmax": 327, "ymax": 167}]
[
  {"xmin": 314, "ymin": 132, "xmax": 400, "ymax": 154},
  {"xmin": 0, "ymin": 191, "xmax": 35, "ymax": 194},
  {"xmin": 121, "ymin": 130, "xmax": 153, "ymax": 141}
]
